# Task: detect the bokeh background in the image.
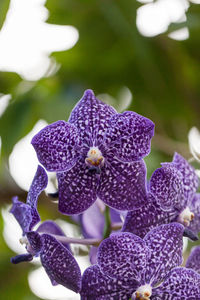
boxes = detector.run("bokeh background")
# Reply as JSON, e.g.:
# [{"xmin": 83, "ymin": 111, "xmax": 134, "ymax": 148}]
[{"xmin": 1, "ymin": 0, "xmax": 200, "ymax": 299}]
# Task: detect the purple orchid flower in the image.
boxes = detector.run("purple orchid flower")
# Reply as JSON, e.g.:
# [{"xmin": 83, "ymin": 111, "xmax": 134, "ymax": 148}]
[
  {"xmin": 31, "ymin": 89, "xmax": 154, "ymax": 215},
  {"xmin": 10, "ymin": 165, "xmax": 81, "ymax": 293},
  {"xmin": 78, "ymin": 200, "xmax": 122, "ymax": 264},
  {"xmin": 123, "ymin": 153, "xmax": 200, "ymax": 240},
  {"xmin": 186, "ymin": 246, "xmax": 200, "ymax": 274},
  {"xmin": 81, "ymin": 223, "xmax": 200, "ymax": 299}
]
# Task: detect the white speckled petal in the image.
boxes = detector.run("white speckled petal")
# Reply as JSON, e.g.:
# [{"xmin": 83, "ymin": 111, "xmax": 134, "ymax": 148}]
[
  {"xmin": 173, "ymin": 152, "xmax": 199, "ymax": 203},
  {"xmin": 150, "ymin": 164, "xmax": 184, "ymax": 211},
  {"xmin": 40, "ymin": 234, "xmax": 81, "ymax": 292},
  {"xmin": 153, "ymin": 267, "xmax": 200, "ymax": 300},
  {"xmin": 122, "ymin": 194, "xmax": 177, "ymax": 238},
  {"xmin": 103, "ymin": 111, "xmax": 154, "ymax": 162},
  {"xmin": 98, "ymin": 155, "xmax": 147, "ymax": 210},
  {"xmin": 144, "ymin": 223, "xmax": 184, "ymax": 285},
  {"xmin": 27, "ymin": 165, "xmax": 48, "ymax": 230},
  {"xmin": 81, "ymin": 265, "xmax": 136, "ymax": 300},
  {"xmin": 32, "ymin": 120, "xmax": 81, "ymax": 172},
  {"xmin": 188, "ymin": 193, "xmax": 200, "ymax": 235},
  {"xmin": 97, "ymin": 232, "xmax": 149, "ymax": 283},
  {"xmin": 57, "ymin": 158, "xmax": 98, "ymax": 215},
  {"xmin": 69, "ymin": 89, "xmax": 117, "ymax": 146},
  {"xmin": 186, "ymin": 246, "xmax": 200, "ymax": 274}
]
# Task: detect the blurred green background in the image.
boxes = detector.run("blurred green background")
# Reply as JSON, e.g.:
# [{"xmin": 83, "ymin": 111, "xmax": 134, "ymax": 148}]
[{"xmin": 1, "ymin": 0, "xmax": 200, "ymax": 299}]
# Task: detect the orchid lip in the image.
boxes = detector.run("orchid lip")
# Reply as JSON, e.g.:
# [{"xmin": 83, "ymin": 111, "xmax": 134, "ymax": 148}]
[
  {"xmin": 178, "ymin": 207, "xmax": 195, "ymax": 227},
  {"xmin": 132, "ymin": 284, "xmax": 152, "ymax": 300},
  {"xmin": 85, "ymin": 146, "xmax": 105, "ymax": 168}
]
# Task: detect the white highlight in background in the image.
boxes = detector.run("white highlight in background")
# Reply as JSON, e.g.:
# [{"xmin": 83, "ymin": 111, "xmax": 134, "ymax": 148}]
[
  {"xmin": 9, "ymin": 119, "xmax": 56, "ymax": 193},
  {"xmin": 0, "ymin": 94, "xmax": 11, "ymax": 117},
  {"xmin": 2, "ymin": 206, "xmax": 25, "ymax": 254},
  {"xmin": 0, "ymin": 0, "xmax": 79, "ymax": 81},
  {"xmin": 97, "ymin": 86, "xmax": 132, "ymax": 113},
  {"xmin": 188, "ymin": 127, "xmax": 200, "ymax": 162},
  {"xmin": 28, "ymin": 267, "xmax": 80, "ymax": 300},
  {"xmin": 168, "ymin": 27, "xmax": 189, "ymax": 40},
  {"xmin": 136, "ymin": 0, "xmax": 189, "ymax": 37}
]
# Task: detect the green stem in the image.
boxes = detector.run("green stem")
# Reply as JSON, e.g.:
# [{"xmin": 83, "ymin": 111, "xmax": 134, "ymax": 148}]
[{"xmin": 103, "ymin": 206, "xmax": 111, "ymax": 239}]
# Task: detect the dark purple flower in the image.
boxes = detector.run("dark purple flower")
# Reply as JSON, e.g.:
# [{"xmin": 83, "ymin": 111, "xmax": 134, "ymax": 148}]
[
  {"xmin": 31, "ymin": 89, "xmax": 154, "ymax": 214},
  {"xmin": 81, "ymin": 223, "xmax": 200, "ymax": 299},
  {"xmin": 186, "ymin": 246, "xmax": 200, "ymax": 274},
  {"xmin": 123, "ymin": 153, "xmax": 200, "ymax": 240},
  {"xmin": 10, "ymin": 166, "xmax": 81, "ymax": 293}
]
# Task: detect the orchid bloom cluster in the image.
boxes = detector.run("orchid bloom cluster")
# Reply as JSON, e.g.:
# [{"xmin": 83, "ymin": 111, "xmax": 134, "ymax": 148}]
[{"xmin": 10, "ymin": 90, "xmax": 200, "ymax": 299}]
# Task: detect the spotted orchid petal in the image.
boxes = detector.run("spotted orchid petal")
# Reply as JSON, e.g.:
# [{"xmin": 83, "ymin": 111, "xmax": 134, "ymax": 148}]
[
  {"xmin": 26, "ymin": 231, "xmax": 42, "ymax": 255},
  {"xmin": 57, "ymin": 158, "xmax": 98, "ymax": 215},
  {"xmin": 37, "ymin": 220, "xmax": 71, "ymax": 251},
  {"xmin": 10, "ymin": 165, "xmax": 48, "ymax": 233},
  {"xmin": 69, "ymin": 89, "xmax": 117, "ymax": 146},
  {"xmin": 122, "ymin": 194, "xmax": 177, "ymax": 238},
  {"xmin": 40, "ymin": 234, "xmax": 81, "ymax": 293},
  {"xmin": 81, "ymin": 265, "xmax": 136, "ymax": 300},
  {"xmin": 153, "ymin": 267, "xmax": 200, "ymax": 299},
  {"xmin": 27, "ymin": 165, "xmax": 48, "ymax": 208},
  {"xmin": 144, "ymin": 223, "xmax": 184, "ymax": 286},
  {"xmin": 97, "ymin": 232, "xmax": 149, "ymax": 284},
  {"xmin": 27, "ymin": 165, "xmax": 48, "ymax": 230},
  {"xmin": 173, "ymin": 153, "xmax": 199, "ymax": 203},
  {"xmin": 186, "ymin": 246, "xmax": 200, "ymax": 274},
  {"xmin": 188, "ymin": 193, "xmax": 200, "ymax": 236},
  {"xmin": 150, "ymin": 163, "xmax": 184, "ymax": 211},
  {"xmin": 98, "ymin": 156, "xmax": 147, "ymax": 211},
  {"xmin": 32, "ymin": 120, "xmax": 81, "ymax": 172},
  {"xmin": 103, "ymin": 111, "xmax": 154, "ymax": 162},
  {"xmin": 10, "ymin": 196, "xmax": 32, "ymax": 235}
]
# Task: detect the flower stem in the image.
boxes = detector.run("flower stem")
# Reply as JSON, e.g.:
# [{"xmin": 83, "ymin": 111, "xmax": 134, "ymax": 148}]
[{"xmin": 52, "ymin": 235, "xmax": 102, "ymax": 246}]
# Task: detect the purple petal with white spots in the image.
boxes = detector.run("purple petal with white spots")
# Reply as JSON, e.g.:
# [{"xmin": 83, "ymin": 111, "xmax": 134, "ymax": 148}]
[
  {"xmin": 98, "ymin": 156, "xmax": 147, "ymax": 210},
  {"xmin": 37, "ymin": 220, "xmax": 71, "ymax": 251},
  {"xmin": 10, "ymin": 166, "xmax": 48, "ymax": 233},
  {"xmin": 40, "ymin": 234, "xmax": 81, "ymax": 292},
  {"xmin": 80, "ymin": 202, "xmax": 105, "ymax": 239},
  {"xmin": 97, "ymin": 232, "xmax": 149, "ymax": 284},
  {"xmin": 150, "ymin": 164, "xmax": 184, "ymax": 211},
  {"xmin": 57, "ymin": 158, "xmax": 98, "ymax": 215},
  {"xmin": 188, "ymin": 193, "xmax": 200, "ymax": 235},
  {"xmin": 32, "ymin": 120, "xmax": 81, "ymax": 172},
  {"xmin": 186, "ymin": 246, "xmax": 200, "ymax": 274},
  {"xmin": 27, "ymin": 165, "xmax": 48, "ymax": 207},
  {"xmin": 103, "ymin": 111, "xmax": 154, "ymax": 162},
  {"xmin": 81, "ymin": 265, "xmax": 135, "ymax": 300},
  {"xmin": 173, "ymin": 152, "xmax": 199, "ymax": 203},
  {"xmin": 122, "ymin": 194, "xmax": 177, "ymax": 238},
  {"xmin": 10, "ymin": 196, "xmax": 32, "ymax": 234},
  {"xmin": 27, "ymin": 165, "xmax": 48, "ymax": 230},
  {"xmin": 69, "ymin": 89, "xmax": 117, "ymax": 146},
  {"xmin": 153, "ymin": 267, "xmax": 200, "ymax": 300},
  {"xmin": 26, "ymin": 231, "xmax": 42, "ymax": 255},
  {"xmin": 144, "ymin": 223, "xmax": 184, "ymax": 285}
]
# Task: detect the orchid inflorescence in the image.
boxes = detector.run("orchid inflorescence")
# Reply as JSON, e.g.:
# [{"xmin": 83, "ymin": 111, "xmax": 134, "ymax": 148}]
[{"xmin": 10, "ymin": 90, "xmax": 200, "ymax": 299}]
